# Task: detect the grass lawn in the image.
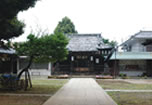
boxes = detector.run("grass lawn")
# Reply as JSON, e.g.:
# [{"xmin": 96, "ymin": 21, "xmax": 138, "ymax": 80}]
[
  {"xmin": 108, "ymin": 92, "xmax": 152, "ymax": 105},
  {"xmin": 97, "ymin": 79, "xmax": 152, "ymax": 105},
  {"xmin": 96, "ymin": 79, "xmax": 152, "ymax": 90},
  {"xmin": 0, "ymin": 79, "xmax": 68, "ymax": 105},
  {"xmin": 0, "ymin": 79, "xmax": 68, "ymax": 94}
]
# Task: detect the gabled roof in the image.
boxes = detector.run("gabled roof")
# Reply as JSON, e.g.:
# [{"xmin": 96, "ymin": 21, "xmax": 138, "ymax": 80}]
[
  {"xmin": 66, "ymin": 33, "xmax": 111, "ymax": 52},
  {"xmin": 135, "ymin": 31, "xmax": 152, "ymax": 39},
  {"xmin": 121, "ymin": 31, "xmax": 152, "ymax": 46}
]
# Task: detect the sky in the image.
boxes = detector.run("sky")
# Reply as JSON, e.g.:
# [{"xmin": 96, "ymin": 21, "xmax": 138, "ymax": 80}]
[{"xmin": 15, "ymin": 0, "xmax": 152, "ymax": 44}]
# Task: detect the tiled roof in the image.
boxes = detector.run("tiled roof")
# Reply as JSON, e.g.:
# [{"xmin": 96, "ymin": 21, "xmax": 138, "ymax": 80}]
[
  {"xmin": 0, "ymin": 47, "xmax": 16, "ymax": 54},
  {"xmin": 135, "ymin": 31, "xmax": 152, "ymax": 39},
  {"xmin": 121, "ymin": 31, "xmax": 152, "ymax": 45},
  {"xmin": 66, "ymin": 34, "xmax": 111, "ymax": 52}
]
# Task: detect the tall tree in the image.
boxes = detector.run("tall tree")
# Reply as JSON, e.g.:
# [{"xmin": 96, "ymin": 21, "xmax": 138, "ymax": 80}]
[
  {"xmin": 0, "ymin": 0, "xmax": 39, "ymax": 40},
  {"xmin": 14, "ymin": 32, "xmax": 68, "ymax": 90},
  {"xmin": 102, "ymin": 38, "xmax": 117, "ymax": 47},
  {"xmin": 15, "ymin": 33, "xmax": 68, "ymax": 63},
  {"xmin": 54, "ymin": 16, "xmax": 77, "ymax": 34}
]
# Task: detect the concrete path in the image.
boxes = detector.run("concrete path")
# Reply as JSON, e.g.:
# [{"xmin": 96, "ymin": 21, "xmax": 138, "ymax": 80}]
[{"xmin": 43, "ymin": 78, "xmax": 117, "ymax": 105}]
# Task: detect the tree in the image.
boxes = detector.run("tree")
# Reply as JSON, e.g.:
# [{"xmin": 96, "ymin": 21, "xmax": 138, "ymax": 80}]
[
  {"xmin": 102, "ymin": 38, "xmax": 118, "ymax": 64},
  {"xmin": 14, "ymin": 32, "xmax": 68, "ymax": 90},
  {"xmin": 0, "ymin": 0, "xmax": 39, "ymax": 40},
  {"xmin": 54, "ymin": 16, "xmax": 77, "ymax": 34},
  {"xmin": 0, "ymin": 17, "xmax": 25, "ymax": 40},
  {"xmin": 102, "ymin": 38, "xmax": 117, "ymax": 47}
]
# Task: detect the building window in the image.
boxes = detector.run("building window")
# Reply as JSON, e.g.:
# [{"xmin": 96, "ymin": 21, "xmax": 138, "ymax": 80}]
[
  {"xmin": 102, "ymin": 50, "xmax": 104, "ymax": 54},
  {"xmin": 105, "ymin": 50, "xmax": 107, "ymax": 54},
  {"xmin": 98, "ymin": 51, "xmax": 100, "ymax": 54},
  {"xmin": 108, "ymin": 51, "xmax": 111, "ymax": 54}
]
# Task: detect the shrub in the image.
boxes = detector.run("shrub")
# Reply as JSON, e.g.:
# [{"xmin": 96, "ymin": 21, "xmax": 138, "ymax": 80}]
[{"xmin": 119, "ymin": 73, "xmax": 128, "ymax": 79}]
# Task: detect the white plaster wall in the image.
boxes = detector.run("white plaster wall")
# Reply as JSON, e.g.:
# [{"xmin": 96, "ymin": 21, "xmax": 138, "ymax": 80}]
[
  {"xmin": 18, "ymin": 69, "xmax": 51, "ymax": 76},
  {"xmin": 131, "ymin": 42, "xmax": 144, "ymax": 52},
  {"xmin": 30, "ymin": 69, "xmax": 51, "ymax": 76}
]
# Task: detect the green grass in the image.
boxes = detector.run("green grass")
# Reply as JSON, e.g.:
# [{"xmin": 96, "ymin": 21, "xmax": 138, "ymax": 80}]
[
  {"xmin": 97, "ymin": 79, "xmax": 152, "ymax": 105},
  {"xmin": 108, "ymin": 92, "xmax": 152, "ymax": 105},
  {"xmin": 0, "ymin": 79, "xmax": 68, "ymax": 94},
  {"xmin": 0, "ymin": 79, "xmax": 68, "ymax": 105},
  {"xmin": 96, "ymin": 79, "xmax": 152, "ymax": 90}
]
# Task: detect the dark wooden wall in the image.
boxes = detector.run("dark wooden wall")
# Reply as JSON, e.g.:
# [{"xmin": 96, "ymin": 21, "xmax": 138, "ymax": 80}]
[{"xmin": 53, "ymin": 51, "xmax": 105, "ymax": 75}]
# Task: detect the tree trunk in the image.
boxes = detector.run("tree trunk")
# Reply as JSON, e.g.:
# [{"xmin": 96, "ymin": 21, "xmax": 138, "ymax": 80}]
[
  {"xmin": 24, "ymin": 71, "xmax": 28, "ymax": 91},
  {"xmin": 27, "ymin": 69, "xmax": 32, "ymax": 88},
  {"xmin": 17, "ymin": 56, "xmax": 33, "ymax": 79},
  {"xmin": 17, "ymin": 56, "xmax": 33, "ymax": 90}
]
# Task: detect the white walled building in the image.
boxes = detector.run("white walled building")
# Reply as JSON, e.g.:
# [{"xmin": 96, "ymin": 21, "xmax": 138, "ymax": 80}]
[
  {"xmin": 110, "ymin": 31, "xmax": 152, "ymax": 76},
  {"xmin": 18, "ymin": 56, "xmax": 51, "ymax": 76}
]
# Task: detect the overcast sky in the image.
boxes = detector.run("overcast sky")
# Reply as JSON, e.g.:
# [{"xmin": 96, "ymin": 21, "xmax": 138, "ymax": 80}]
[{"xmin": 15, "ymin": 0, "xmax": 152, "ymax": 44}]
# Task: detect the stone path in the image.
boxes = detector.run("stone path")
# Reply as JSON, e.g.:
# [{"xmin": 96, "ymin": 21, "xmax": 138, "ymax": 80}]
[{"xmin": 43, "ymin": 78, "xmax": 117, "ymax": 105}]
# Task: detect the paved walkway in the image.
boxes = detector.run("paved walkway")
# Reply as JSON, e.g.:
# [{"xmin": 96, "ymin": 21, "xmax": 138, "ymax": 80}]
[{"xmin": 43, "ymin": 78, "xmax": 117, "ymax": 105}]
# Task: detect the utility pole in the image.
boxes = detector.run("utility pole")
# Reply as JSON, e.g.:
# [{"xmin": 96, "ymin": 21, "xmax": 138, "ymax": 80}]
[{"xmin": 114, "ymin": 46, "xmax": 117, "ymax": 79}]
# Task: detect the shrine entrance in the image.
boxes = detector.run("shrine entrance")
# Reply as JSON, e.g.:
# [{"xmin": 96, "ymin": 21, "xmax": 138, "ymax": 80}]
[
  {"xmin": 71, "ymin": 53, "xmax": 95, "ymax": 74},
  {"xmin": 74, "ymin": 58, "xmax": 90, "ymax": 72},
  {"xmin": 52, "ymin": 34, "xmax": 113, "ymax": 75}
]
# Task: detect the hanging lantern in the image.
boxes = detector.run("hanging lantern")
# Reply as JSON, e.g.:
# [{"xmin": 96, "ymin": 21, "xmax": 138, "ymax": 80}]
[
  {"xmin": 90, "ymin": 56, "xmax": 93, "ymax": 61},
  {"xmin": 96, "ymin": 58, "xmax": 99, "ymax": 63},
  {"xmin": 71, "ymin": 56, "xmax": 74, "ymax": 61}
]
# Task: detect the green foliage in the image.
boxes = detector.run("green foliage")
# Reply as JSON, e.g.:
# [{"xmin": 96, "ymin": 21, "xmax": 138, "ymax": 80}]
[
  {"xmin": 14, "ymin": 32, "xmax": 69, "ymax": 63},
  {"xmin": 47, "ymin": 32, "xmax": 69, "ymax": 62},
  {"xmin": 0, "ymin": 0, "xmax": 39, "ymax": 19},
  {"xmin": 102, "ymin": 38, "xmax": 109, "ymax": 44},
  {"xmin": 0, "ymin": 17, "xmax": 25, "ymax": 40},
  {"xmin": 14, "ymin": 34, "xmax": 38, "ymax": 56},
  {"xmin": 102, "ymin": 38, "xmax": 117, "ymax": 47},
  {"xmin": 119, "ymin": 73, "xmax": 129, "ymax": 79},
  {"xmin": 54, "ymin": 16, "xmax": 77, "ymax": 34},
  {"xmin": 0, "ymin": 0, "xmax": 39, "ymax": 40}
]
